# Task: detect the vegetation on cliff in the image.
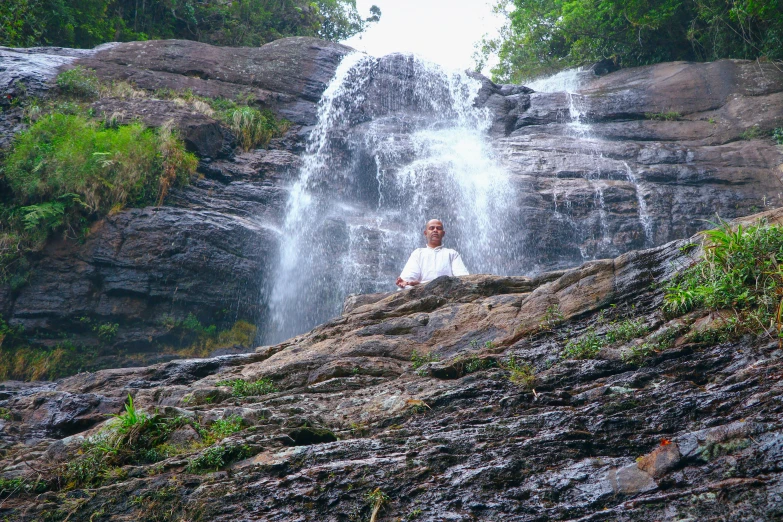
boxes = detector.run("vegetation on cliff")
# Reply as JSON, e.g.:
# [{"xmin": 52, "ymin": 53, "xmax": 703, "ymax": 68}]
[
  {"xmin": 482, "ymin": 0, "xmax": 783, "ymax": 81},
  {"xmin": 0, "ymin": 0, "xmax": 380, "ymax": 48},
  {"xmin": 0, "ymin": 79, "xmax": 198, "ymax": 283},
  {"xmin": 664, "ymin": 218, "xmax": 783, "ymax": 342}
]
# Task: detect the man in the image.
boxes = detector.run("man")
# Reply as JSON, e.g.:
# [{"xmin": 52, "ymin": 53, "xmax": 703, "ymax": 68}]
[{"xmin": 396, "ymin": 219, "xmax": 469, "ymax": 289}]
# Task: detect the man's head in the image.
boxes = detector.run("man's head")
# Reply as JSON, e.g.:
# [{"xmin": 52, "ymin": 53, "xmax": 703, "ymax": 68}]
[{"xmin": 424, "ymin": 219, "xmax": 445, "ymax": 248}]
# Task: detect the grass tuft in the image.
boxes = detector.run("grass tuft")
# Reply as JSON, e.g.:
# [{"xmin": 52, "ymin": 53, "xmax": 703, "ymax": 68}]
[{"xmin": 215, "ymin": 377, "xmax": 278, "ymax": 397}]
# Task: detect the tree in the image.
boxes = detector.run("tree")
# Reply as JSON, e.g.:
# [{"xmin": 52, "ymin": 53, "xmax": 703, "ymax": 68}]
[
  {"xmin": 481, "ymin": 0, "xmax": 783, "ymax": 83},
  {"xmin": 0, "ymin": 0, "xmax": 381, "ymax": 49}
]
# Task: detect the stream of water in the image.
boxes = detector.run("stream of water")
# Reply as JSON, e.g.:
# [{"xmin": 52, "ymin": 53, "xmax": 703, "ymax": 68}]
[{"xmin": 263, "ymin": 53, "xmax": 519, "ymax": 343}]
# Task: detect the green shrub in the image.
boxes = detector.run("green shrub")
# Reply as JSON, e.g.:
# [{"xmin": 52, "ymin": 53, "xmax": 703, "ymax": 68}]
[
  {"xmin": 664, "ymin": 218, "xmax": 783, "ymax": 340},
  {"xmin": 773, "ymin": 127, "xmax": 783, "ymax": 145},
  {"xmin": 56, "ymin": 67, "xmax": 100, "ymax": 100},
  {"xmin": 605, "ymin": 318, "xmax": 649, "ymax": 344},
  {"xmin": 563, "ymin": 327, "xmax": 603, "ymax": 359},
  {"xmin": 96, "ymin": 322, "xmax": 119, "ymax": 341},
  {"xmin": 463, "ymin": 355, "xmax": 495, "ymax": 373},
  {"xmin": 215, "ymin": 377, "xmax": 278, "ymax": 397},
  {"xmin": 411, "ymin": 350, "xmax": 439, "ymax": 373},
  {"xmin": 205, "ymin": 415, "xmax": 244, "ymax": 443}
]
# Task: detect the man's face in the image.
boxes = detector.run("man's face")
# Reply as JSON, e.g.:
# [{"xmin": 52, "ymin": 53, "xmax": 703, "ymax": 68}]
[{"xmin": 424, "ymin": 220, "xmax": 445, "ymax": 247}]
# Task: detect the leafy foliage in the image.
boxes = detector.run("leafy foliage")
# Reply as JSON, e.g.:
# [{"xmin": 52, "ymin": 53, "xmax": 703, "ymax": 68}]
[
  {"xmin": 537, "ymin": 304, "xmax": 564, "ymax": 332},
  {"xmin": 0, "ymin": 477, "xmax": 46, "ymax": 497},
  {"xmin": 563, "ymin": 327, "xmax": 603, "ymax": 359},
  {"xmin": 0, "ymin": 109, "xmax": 197, "ymax": 278},
  {"xmin": 605, "ymin": 318, "xmax": 649, "ymax": 344},
  {"xmin": 482, "ymin": 0, "xmax": 783, "ymax": 82},
  {"xmin": 0, "ymin": 0, "xmax": 380, "ymax": 49},
  {"xmin": 664, "ymin": 218, "xmax": 783, "ymax": 340},
  {"xmin": 5, "ymin": 113, "xmax": 196, "ymax": 212},
  {"xmin": 564, "ymin": 316, "xmax": 650, "ymax": 359},
  {"xmin": 645, "ymin": 111, "xmax": 682, "ymax": 121}
]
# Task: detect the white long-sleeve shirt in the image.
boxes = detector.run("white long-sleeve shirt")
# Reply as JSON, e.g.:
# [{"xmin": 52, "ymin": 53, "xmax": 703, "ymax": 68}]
[{"xmin": 399, "ymin": 246, "xmax": 469, "ymax": 285}]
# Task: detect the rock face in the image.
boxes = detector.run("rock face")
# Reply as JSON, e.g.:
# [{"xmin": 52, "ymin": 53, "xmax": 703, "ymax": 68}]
[
  {"xmin": 0, "ymin": 38, "xmax": 350, "ymax": 356},
  {"xmin": 477, "ymin": 59, "xmax": 783, "ymax": 267},
  {"xmin": 1, "ymin": 209, "xmax": 782, "ymax": 520},
  {"xmin": 0, "ymin": 39, "xmax": 782, "ymax": 359}
]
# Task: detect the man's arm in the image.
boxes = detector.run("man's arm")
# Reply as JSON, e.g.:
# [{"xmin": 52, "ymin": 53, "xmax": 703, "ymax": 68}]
[
  {"xmin": 451, "ymin": 252, "xmax": 469, "ymax": 277},
  {"xmin": 397, "ymin": 250, "xmax": 422, "ymax": 288}
]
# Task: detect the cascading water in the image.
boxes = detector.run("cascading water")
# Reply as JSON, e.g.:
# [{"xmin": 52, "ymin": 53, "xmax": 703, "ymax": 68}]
[
  {"xmin": 529, "ymin": 68, "xmax": 653, "ymax": 256},
  {"xmin": 264, "ymin": 53, "xmax": 519, "ymax": 343}
]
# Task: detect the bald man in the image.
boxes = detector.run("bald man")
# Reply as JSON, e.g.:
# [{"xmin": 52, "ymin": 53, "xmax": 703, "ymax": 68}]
[{"xmin": 396, "ymin": 219, "xmax": 469, "ymax": 289}]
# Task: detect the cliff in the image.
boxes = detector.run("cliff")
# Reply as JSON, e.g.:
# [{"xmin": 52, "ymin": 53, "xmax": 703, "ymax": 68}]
[
  {"xmin": 0, "ymin": 40, "xmax": 781, "ymax": 361},
  {"xmin": 1, "ymin": 207, "xmax": 782, "ymax": 520}
]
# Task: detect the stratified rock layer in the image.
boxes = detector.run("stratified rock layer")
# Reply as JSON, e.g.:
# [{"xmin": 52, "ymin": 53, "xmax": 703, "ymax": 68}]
[{"xmin": 1, "ymin": 209, "xmax": 782, "ymax": 520}]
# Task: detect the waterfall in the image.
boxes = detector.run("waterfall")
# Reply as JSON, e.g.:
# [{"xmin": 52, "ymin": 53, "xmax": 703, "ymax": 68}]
[
  {"xmin": 263, "ymin": 53, "xmax": 519, "ymax": 343},
  {"xmin": 530, "ymin": 67, "xmax": 653, "ymax": 257}
]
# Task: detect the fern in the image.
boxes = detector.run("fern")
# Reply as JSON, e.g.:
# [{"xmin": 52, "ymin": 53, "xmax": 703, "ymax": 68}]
[{"xmin": 20, "ymin": 202, "xmax": 65, "ymax": 231}]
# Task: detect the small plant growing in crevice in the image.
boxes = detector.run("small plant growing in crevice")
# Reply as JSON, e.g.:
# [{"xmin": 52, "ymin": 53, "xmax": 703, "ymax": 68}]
[
  {"xmin": 502, "ymin": 355, "xmax": 536, "ymax": 389},
  {"xmin": 774, "ymin": 127, "xmax": 783, "ymax": 145},
  {"xmin": 0, "ymin": 407, "xmax": 11, "ymax": 421},
  {"xmin": 463, "ymin": 354, "xmax": 495, "ymax": 373},
  {"xmin": 645, "ymin": 111, "xmax": 681, "ymax": 121},
  {"xmin": 365, "ymin": 488, "xmax": 390, "ymax": 522},
  {"xmin": 538, "ymin": 304, "xmax": 564, "ymax": 332},
  {"xmin": 605, "ymin": 318, "xmax": 649, "ymax": 344},
  {"xmin": 185, "ymin": 444, "xmax": 250, "ymax": 473},
  {"xmin": 215, "ymin": 377, "xmax": 278, "ymax": 397},
  {"xmin": 563, "ymin": 327, "xmax": 603, "ymax": 359},
  {"xmin": 739, "ymin": 125, "xmax": 764, "ymax": 140},
  {"xmin": 411, "ymin": 350, "xmax": 439, "ymax": 376}
]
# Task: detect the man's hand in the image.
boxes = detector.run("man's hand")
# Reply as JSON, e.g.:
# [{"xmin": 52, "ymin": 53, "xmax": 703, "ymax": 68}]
[{"xmin": 396, "ymin": 277, "xmax": 420, "ymax": 288}]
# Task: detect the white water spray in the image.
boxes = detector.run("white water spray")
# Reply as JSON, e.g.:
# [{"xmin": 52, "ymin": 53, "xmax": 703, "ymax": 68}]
[{"xmin": 264, "ymin": 53, "xmax": 518, "ymax": 343}]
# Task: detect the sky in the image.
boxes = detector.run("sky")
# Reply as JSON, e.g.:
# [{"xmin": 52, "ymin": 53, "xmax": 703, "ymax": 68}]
[{"xmin": 342, "ymin": 0, "xmax": 505, "ymax": 73}]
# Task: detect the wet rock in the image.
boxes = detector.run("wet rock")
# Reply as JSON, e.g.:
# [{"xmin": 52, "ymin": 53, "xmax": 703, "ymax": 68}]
[
  {"xmin": 2, "ymin": 211, "xmax": 783, "ymax": 520},
  {"xmin": 637, "ymin": 442, "xmax": 681, "ymax": 478},
  {"xmin": 75, "ymin": 37, "xmax": 353, "ymax": 125},
  {"xmin": 167, "ymin": 424, "xmax": 201, "ymax": 446}
]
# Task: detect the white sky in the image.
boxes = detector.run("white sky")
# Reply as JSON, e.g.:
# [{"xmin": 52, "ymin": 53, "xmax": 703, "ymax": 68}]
[{"xmin": 341, "ymin": 0, "xmax": 505, "ymax": 73}]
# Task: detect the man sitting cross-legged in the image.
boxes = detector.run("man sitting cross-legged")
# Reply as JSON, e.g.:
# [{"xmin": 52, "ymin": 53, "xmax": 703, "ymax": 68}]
[{"xmin": 396, "ymin": 219, "xmax": 469, "ymax": 289}]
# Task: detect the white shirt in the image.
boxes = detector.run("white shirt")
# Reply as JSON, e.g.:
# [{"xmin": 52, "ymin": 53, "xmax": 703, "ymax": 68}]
[{"xmin": 399, "ymin": 245, "xmax": 469, "ymax": 284}]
